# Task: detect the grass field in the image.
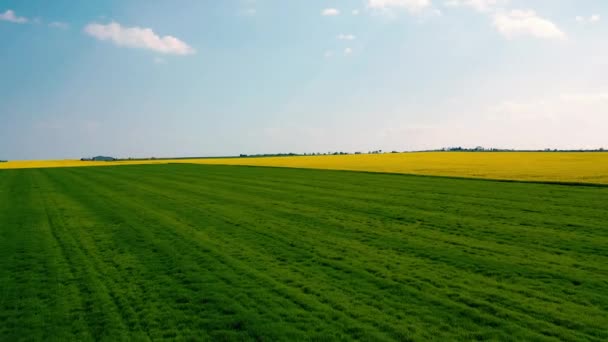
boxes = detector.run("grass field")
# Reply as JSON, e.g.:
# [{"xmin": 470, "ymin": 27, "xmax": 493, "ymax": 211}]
[
  {"xmin": 1, "ymin": 164, "xmax": 606, "ymax": 340},
  {"xmin": 2, "ymin": 152, "xmax": 608, "ymax": 185}
]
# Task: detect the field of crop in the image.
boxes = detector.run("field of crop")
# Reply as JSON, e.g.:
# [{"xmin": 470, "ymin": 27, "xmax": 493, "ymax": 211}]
[
  {"xmin": 189, "ymin": 152, "xmax": 608, "ymax": 185},
  {"xmin": 1, "ymin": 164, "xmax": 606, "ymax": 340},
  {"xmin": 2, "ymin": 152, "xmax": 608, "ymax": 185}
]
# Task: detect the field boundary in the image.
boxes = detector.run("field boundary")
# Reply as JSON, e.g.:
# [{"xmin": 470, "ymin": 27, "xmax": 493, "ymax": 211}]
[
  {"xmin": 2, "ymin": 160, "xmax": 607, "ymax": 188},
  {"xmin": 171, "ymin": 163, "xmax": 608, "ymax": 188}
]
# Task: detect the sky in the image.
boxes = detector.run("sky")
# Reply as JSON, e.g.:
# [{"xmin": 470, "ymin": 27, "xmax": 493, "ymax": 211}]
[{"xmin": 1, "ymin": 0, "xmax": 607, "ymax": 160}]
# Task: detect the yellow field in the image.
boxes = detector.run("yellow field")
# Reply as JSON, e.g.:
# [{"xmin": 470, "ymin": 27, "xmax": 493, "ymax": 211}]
[
  {"xmin": 0, "ymin": 159, "xmax": 203, "ymax": 170},
  {"xmin": 2, "ymin": 152, "xmax": 607, "ymax": 184}
]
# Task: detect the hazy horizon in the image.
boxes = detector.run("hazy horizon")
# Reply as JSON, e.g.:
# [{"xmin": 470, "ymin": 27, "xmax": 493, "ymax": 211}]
[{"xmin": 2, "ymin": 0, "xmax": 607, "ymax": 160}]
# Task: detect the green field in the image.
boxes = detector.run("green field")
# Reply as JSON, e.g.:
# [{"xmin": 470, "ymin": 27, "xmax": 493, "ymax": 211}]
[{"xmin": 1, "ymin": 164, "xmax": 607, "ymax": 341}]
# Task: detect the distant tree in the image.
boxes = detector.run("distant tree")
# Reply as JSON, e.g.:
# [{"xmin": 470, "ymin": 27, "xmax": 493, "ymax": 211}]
[{"xmin": 90, "ymin": 156, "xmax": 115, "ymax": 161}]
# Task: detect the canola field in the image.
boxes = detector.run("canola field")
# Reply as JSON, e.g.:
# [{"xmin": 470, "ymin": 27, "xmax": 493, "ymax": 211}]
[
  {"xmin": 1, "ymin": 152, "xmax": 608, "ymax": 184},
  {"xmin": 1, "ymin": 164, "xmax": 607, "ymax": 340},
  {"xmin": 191, "ymin": 152, "xmax": 608, "ymax": 185}
]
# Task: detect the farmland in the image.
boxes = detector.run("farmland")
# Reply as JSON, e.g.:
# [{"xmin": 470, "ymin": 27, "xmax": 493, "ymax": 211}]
[
  {"xmin": 1, "ymin": 164, "xmax": 606, "ymax": 340},
  {"xmin": 189, "ymin": 152, "xmax": 608, "ymax": 185},
  {"xmin": 2, "ymin": 152, "xmax": 608, "ymax": 185}
]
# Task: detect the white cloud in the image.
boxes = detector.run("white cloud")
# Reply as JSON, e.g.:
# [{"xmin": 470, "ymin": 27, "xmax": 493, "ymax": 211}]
[
  {"xmin": 444, "ymin": 0, "xmax": 507, "ymax": 13},
  {"xmin": 367, "ymin": 0, "xmax": 432, "ymax": 13},
  {"xmin": 0, "ymin": 9, "xmax": 28, "ymax": 23},
  {"xmin": 489, "ymin": 92, "xmax": 608, "ymax": 122},
  {"xmin": 493, "ymin": 10, "xmax": 566, "ymax": 40},
  {"xmin": 321, "ymin": 8, "xmax": 340, "ymax": 16},
  {"xmin": 559, "ymin": 93, "xmax": 608, "ymax": 104},
  {"xmin": 239, "ymin": 8, "xmax": 257, "ymax": 16},
  {"xmin": 240, "ymin": 0, "xmax": 256, "ymax": 15},
  {"xmin": 352, "ymin": 9, "xmax": 360, "ymax": 15},
  {"xmin": 576, "ymin": 14, "xmax": 600, "ymax": 23},
  {"xmin": 84, "ymin": 22, "xmax": 195, "ymax": 55},
  {"xmin": 344, "ymin": 47, "xmax": 353, "ymax": 55},
  {"xmin": 337, "ymin": 34, "xmax": 356, "ymax": 41},
  {"xmin": 49, "ymin": 21, "xmax": 69, "ymax": 29}
]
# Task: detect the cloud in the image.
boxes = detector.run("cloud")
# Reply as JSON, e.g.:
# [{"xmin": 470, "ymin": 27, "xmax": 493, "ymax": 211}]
[
  {"xmin": 239, "ymin": 0, "xmax": 257, "ymax": 16},
  {"xmin": 444, "ymin": 0, "xmax": 507, "ymax": 13},
  {"xmin": 444, "ymin": 2, "xmax": 565, "ymax": 41},
  {"xmin": 493, "ymin": 10, "xmax": 566, "ymax": 40},
  {"xmin": 337, "ymin": 34, "xmax": 356, "ymax": 41},
  {"xmin": 49, "ymin": 21, "xmax": 69, "ymax": 29},
  {"xmin": 352, "ymin": 10, "xmax": 360, "ymax": 15},
  {"xmin": 239, "ymin": 8, "xmax": 257, "ymax": 16},
  {"xmin": 559, "ymin": 93, "xmax": 608, "ymax": 104},
  {"xmin": 489, "ymin": 92, "xmax": 608, "ymax": 122},
  {"xmin": 344, "ymin": 47, "xmax": 353, "ymax": 55},
  {"xmin": 367, "ymin": 0, "xmax": 432, "ymax": 13},
  {"xmin": 238, "ymin": 0, "xmax": 258, "ymax": 17},
  {"xmin": 324, "ymin": 50, "xmax": 334, "ymax": 58},
  {"xmin": 576, "ymin": 14, "xmax": 600, "ymax": 23},
  {"xmin": 84, "ymin": 22, "xmax": 195, "ymax": 55},
  {"xmin": 321, "ymin": 8, "xmax": 340, "ymax": 16},
  {"xmin": 0, "ymin": 9, "xmax": 28, "ymax": 23}
]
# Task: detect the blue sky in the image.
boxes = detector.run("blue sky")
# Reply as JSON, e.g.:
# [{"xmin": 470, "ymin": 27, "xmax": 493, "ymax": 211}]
[{"xmin": 1, "ymin": 0, "xmax": 607, "ymax": 159}]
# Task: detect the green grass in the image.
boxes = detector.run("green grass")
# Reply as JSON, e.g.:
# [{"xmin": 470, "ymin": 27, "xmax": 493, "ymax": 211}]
[{"xmin": 0, "ymin": 164, "xmax": 606, "ymax": 341}]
